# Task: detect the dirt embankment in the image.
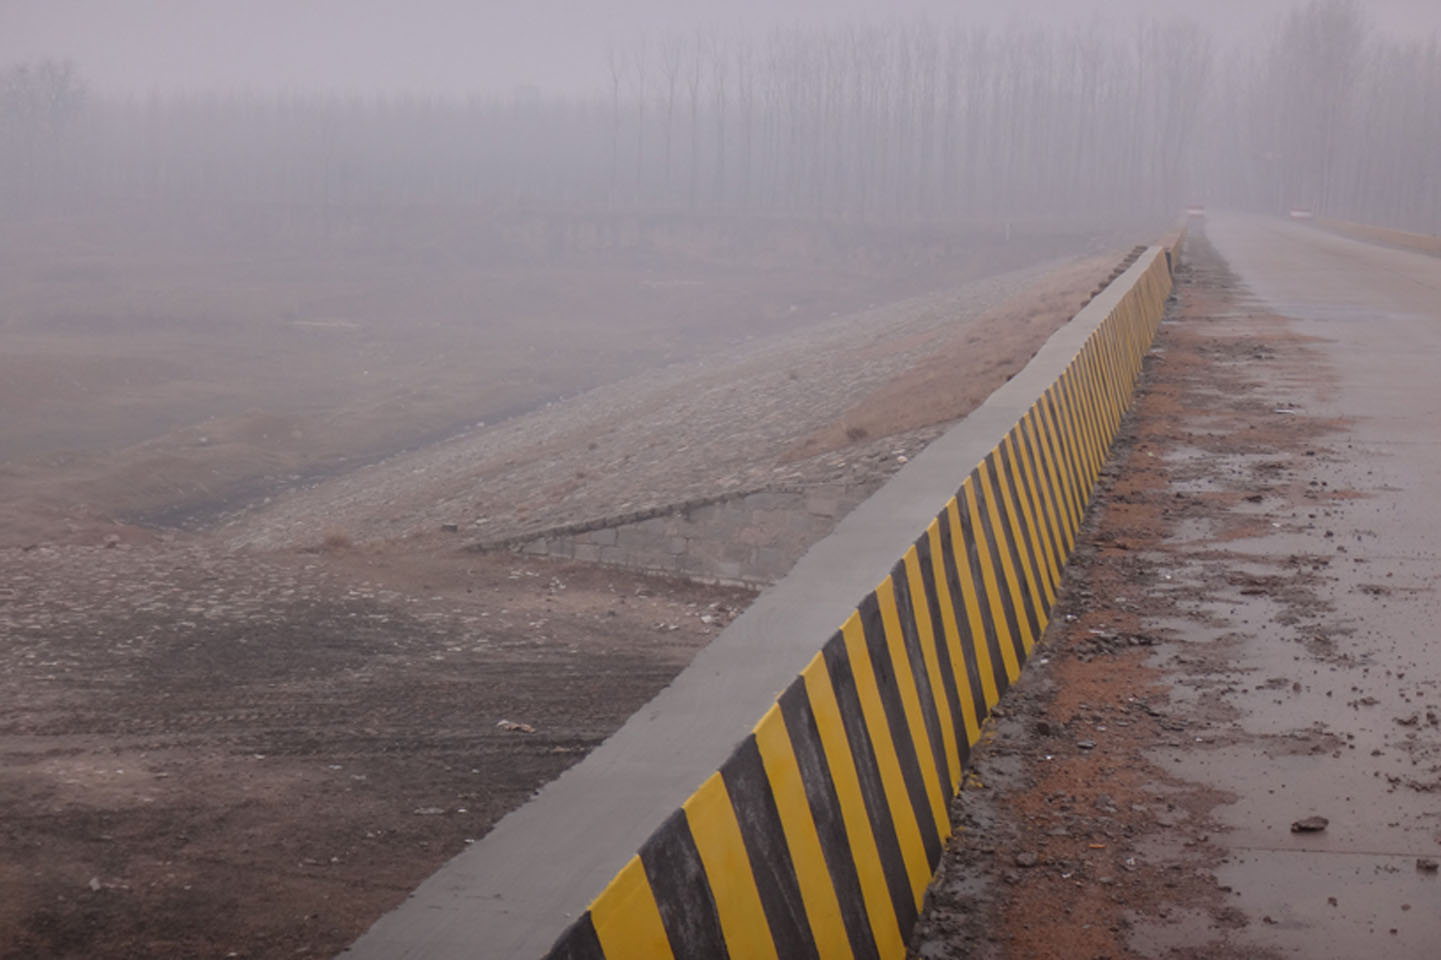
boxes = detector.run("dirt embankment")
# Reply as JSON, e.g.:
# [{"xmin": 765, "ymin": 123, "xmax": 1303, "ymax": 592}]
[{"xmin": 0, "ymin": 206, "xmax": 1131, "ymax": 549}]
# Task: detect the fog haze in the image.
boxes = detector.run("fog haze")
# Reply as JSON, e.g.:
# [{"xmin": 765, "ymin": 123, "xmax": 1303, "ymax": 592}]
[{"xmin": 4, "ymin": 0, "xmax": 1440, "ymax": 96}]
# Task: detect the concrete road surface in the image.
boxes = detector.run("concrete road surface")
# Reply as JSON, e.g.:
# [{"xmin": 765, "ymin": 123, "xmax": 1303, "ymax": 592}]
[
  {"xmin": 1161, "ymin": 215, "xmax": 1441, "ymax": 956},
  {"xmin": 912, "ymin": 215, "xmax": 1441, "ymax": 959}
]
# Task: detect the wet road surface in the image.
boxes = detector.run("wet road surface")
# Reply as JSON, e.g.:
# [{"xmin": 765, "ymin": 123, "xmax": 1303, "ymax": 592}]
[
  {"xmin": 1156, "ymin": 216, "xmax": 1441, "ymax": 956},
  {"xmin": 911, "ymin": 217, "xmax": 1441, "ymax": 959}
]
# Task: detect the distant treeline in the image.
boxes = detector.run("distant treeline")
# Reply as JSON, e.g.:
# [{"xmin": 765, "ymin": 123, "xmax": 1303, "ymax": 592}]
[
  {"xmin": 1202, "ymin": 1, "xmax": 1441, "ymax": 232},
  {"xmin": 1, "ymin": 0, "xmax": 1436, "ymax": 233}
]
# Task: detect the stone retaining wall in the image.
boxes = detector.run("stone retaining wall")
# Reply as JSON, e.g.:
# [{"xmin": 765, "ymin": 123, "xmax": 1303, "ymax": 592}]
[{"xmin": 474, "ymin": 483, "xmax": 878, "ymax": 585}]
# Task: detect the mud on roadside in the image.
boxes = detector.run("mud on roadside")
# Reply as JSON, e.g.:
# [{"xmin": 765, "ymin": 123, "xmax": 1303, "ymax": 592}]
[{"xmin": 911, "ymin": 231, "xmax": 1359, "ymax": 959}]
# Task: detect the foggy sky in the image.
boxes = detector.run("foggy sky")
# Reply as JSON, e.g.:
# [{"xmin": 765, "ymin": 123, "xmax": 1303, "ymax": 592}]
[{"xmin": 4, "ymin": 0, "xmax": 1439, "ymax": 98}]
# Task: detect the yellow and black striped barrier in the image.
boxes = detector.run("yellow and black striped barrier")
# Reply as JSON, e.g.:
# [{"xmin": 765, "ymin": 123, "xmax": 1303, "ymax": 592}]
[{"xmin": 545, "ymin": 249, "xmax": 1175, "ymax": 960}]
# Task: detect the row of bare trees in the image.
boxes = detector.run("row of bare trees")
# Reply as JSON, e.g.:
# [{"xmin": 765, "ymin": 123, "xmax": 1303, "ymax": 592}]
[
  {"xmin": 1201, "ymin": 1, "xmax": 1441, "ymax": 233},
  {"xmin": 0, "ymin": 1, "xmax": 1436, "ymax": 233}
]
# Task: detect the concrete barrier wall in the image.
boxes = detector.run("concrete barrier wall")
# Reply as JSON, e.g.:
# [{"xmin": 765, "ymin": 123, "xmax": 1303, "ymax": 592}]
[
  {"xmin": 1316, "ymin": 217, "xmax": 1441, "ymax": 257},
  {"xmin": 540, "ymin": 249, "xmax": 1175, "ymax": 960}
]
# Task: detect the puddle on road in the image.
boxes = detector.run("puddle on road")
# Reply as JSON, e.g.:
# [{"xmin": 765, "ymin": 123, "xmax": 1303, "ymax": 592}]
[
  {"xmin": 1132, "ymin": 851, "xmax": 1441, "ymax": 960},
  {"xmin": 1130, "ymin": 471, "xmax": 1441, "ymax": 957}
]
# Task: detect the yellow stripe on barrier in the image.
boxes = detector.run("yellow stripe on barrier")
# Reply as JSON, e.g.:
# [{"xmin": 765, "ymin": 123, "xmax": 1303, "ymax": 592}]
[
  {"xmin": 903, "ymin": 546, "xmax": 962, "ymax": 793},
  {"xmin": 946, "ymin": 496, "xmax": 1002, "ymax": 710},
  {"xmin": 961, "ymin": 476, "xmax": 1020, "ymax": 683},
  {"xmin": 876, "ymin": 574, "xmax": 950, "ymax": 839},
  {"xmin": 1009, "ymin": 429, "xmax": 1060, "ymax": 605},
  {"xmin": 801, "ymin": 655, "xmax": 906, "ymax": 959},
  {"xmin": 1033, "ymin": 400, "xmax": 1079, "ymax": 550},
  {"xmin": 926, "ymin": 517, "xmax": 981, "ymax": 751},
  {"xmin": 1073, "ymin": 357, "xmax": 1103, "ymax": 486},
  {"xmin": 839, "ymin": 612, "xmax": 932, "ymax": 908},
  {"xmin": 1049, "ymin": 380, "xmax": 1088, "ymax": 525},
  {"xmin": 752, "ymin": 705, "xmax": 856, "ymax": 960},
  {"xmin": 590, "ymin": 855, "xmax": 675, "ymax": 960},
  {"xmin": 683, "ymin": 774, "xmax": 780, "ymax": 960},
  {"xmin": 992, "ymin": 442, "xmax": 1049, "ymax": 635},
  {"xmin": 1026, "ymin": 405, "xmax": 1072, "ymax": 558},
  {"xmin": 976, "ymin": 463, "xmax": 1034, "ymax": 658}
]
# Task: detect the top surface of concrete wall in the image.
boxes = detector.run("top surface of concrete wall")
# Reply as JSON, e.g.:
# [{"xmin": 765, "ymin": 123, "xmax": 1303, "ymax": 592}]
[{"xmin": 341, "ymin": 247, "xmax": 1169, "ymax": 960}]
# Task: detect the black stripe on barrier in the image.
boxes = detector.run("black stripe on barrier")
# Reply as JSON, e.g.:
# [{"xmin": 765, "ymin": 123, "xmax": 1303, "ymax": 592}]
[
  {"xmin": 1019, "ymin": 410, "xmax": 1069, "ymax": 571},
  {"xmin": 720, "ymin": 736, "xmax": 820, "ymax": 960},
  {"xmin": 1052, "ymin": 384, "xmax": 1089, "ymax": 533},
  {"xmin": 640, "ymin": 809, "xmax": 729, "ymax": 959},
  {"xmin": 1073, "ymin": 358, "xmax": 1104, "ymax": 489},
  {"xmin": 1044, "ymin": 385, "xmax": 1085, "ymax": 520},
  {"xmin": 954, "ymin": 482, "xmax": 1013, "ymax": 699},
  {"xmin": 1041, "ymin": 392, "xmax": 1084, "ymax": 542},
  {"xmin": 546, "ymin": 914, "xmax": 605, "ymax": 960},
  {"xmin": 989, "ymin": 445, "xmax": 1048, "ymax": 634},
  {"xmin": 887, "ymin": 563, "xmax": 953, "ymax": 826},
  {"xmin": 1099, "ymin": 334, "xmax": 1124, "ymax": 437},
  {"xmin": 777, "ymin": 678, "xmax": 882, "ymax": 960},
  {"xmin": 1006, "ymin": 429, "xmax": 1057, "ymax": 604},
  {"xmin": 1084, "ymin": 344, "xmax": 1112, "ymax": 467},
  {"xmin": 1089, "ymin": 334, "xmax": 1118, "ymax": 434},
  {"xmin": 1068, "ymin": 359, "xmax": 1101, "ymax": 484},
  {"xmin": 820, "ymin": 632, "xmax": 918, "ymax": 936},
  {"xmin": 1072, "ymin": 358, "xmax": 1100, "ymax": 490},
  {"xmin": 856, "ymin": 591, "xmax": 943, "ymax": 870},
  {"xmin": 969, "ymin": 468, "xmax": 1028, "ymax": 675},
  {"xmin": 1102, "ymin": 324, "xmax": 1126, "ymax": 423},
  {"xmin": 937, "ymin": 503, "xmax": 992, "ymax": 727},
  {"xmin": 1027, "ymin": 403, "xmax": 1072, "ymax": 551},
  {"xmin": 911, "ymin": 534, "xmax": 970, "ymax": 772}
]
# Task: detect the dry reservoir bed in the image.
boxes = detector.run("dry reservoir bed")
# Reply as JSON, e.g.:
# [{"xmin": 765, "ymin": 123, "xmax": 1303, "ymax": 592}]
[
  {"xmin": 0, "ymin": 209, "xmax": 1133, "ymax": 959},
  {"xmin": 0, "ymin": 539, "xmax": 754, "ymax": 959}
]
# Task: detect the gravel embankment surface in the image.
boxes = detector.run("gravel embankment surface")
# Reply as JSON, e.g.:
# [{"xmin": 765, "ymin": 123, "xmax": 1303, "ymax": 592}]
[{"xmin": 220, "ymin": 263, "xmax": 1056, "ymax": 552}]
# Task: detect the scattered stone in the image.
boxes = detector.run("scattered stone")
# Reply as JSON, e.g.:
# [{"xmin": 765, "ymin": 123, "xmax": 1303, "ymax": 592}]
[
  {"xmin": 1291, "ymin": 816, "xmax": 1329, "ymax": 833},
  {"xmin": 1014, "ymin": 851, "xmax": 1040, "ymax": 868},
  {"xmin": 496, "ymin": 719, "xmax": 536, "ymax": 733},
  {"xmin": 1077, "ymin": 740, "xmax": 1097, "ymax": 750},
  {"xmin": 440, "ymin": 522, "xmax": 460, "ymax": 533}
]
